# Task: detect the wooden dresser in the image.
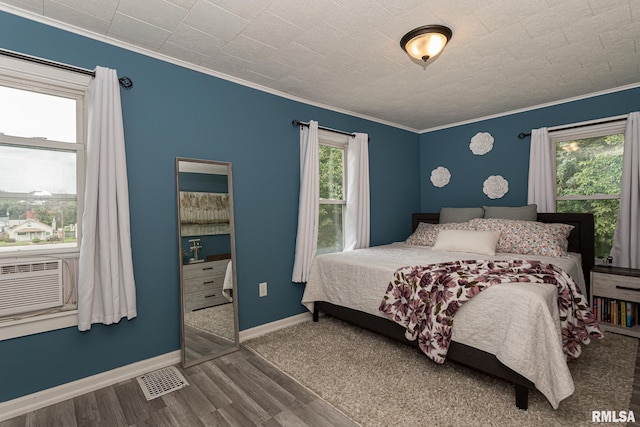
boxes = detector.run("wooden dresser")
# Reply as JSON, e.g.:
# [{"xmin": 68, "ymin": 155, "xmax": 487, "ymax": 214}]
[{"xmin": 183, "ymin": 256, "xmax": 230, "ymax": 312}]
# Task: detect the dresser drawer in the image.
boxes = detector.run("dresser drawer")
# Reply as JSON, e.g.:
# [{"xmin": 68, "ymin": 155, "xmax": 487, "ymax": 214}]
[
  {"xmin": 183, "ymin": 273, "xmax": 225, "ymax": 294},
  {"xmin": 592, "ymin": 271, "xmax": 640, "ymax": 303},
  {"xmin": 183, "ymin": 260, "xmax": 229, "ymax": 280},
  {"xmin": 184, "ymin": 288, "xmax": 228, "ymax": 311}
]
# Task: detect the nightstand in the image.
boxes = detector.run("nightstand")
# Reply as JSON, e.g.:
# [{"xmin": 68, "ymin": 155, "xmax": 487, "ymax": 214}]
[{"xmin": 591, "ymin": 265, "xmax": 640, "ymax": 338}]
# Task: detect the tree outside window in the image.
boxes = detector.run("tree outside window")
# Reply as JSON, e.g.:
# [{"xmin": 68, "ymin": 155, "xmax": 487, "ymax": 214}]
[
  {"xmin": 318, "ymin": 143, "xmax": 346, "ymax": 254},
  {"xmin": 555, "ymin": 133, "xmax": 624, "ymax": 258}
]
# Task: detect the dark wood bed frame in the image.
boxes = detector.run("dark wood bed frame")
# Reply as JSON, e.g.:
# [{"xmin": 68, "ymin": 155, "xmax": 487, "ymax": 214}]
[{"xmin": 312, "ymin": 212, "xmax": 594, "ymax": 410}]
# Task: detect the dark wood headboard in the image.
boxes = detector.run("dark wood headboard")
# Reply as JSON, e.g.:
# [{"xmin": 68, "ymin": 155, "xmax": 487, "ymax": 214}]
[{"xmin": 411, "ymin": 212, "xmax": 595, "ymax": 296}]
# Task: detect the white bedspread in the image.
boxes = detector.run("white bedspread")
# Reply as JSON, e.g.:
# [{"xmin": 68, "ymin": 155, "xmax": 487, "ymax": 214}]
[{"xmin": 301, "ymin": 242, "xmax": 587, "ymax": 409}]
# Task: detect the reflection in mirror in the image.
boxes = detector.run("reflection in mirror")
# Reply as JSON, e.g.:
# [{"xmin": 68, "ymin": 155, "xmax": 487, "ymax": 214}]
[{"xmin": 176, "ymin": 158, "xmax": 239, "ymax": 368}]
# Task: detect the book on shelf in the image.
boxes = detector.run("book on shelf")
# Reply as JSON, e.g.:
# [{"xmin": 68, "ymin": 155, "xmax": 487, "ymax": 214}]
[
  {"xmin": 594, "ymin": 297, "xmax": 637, "ymax": 327},
  {"xmin": 627, "ymin": 301, "xmax": 636, "ymax": 327}
]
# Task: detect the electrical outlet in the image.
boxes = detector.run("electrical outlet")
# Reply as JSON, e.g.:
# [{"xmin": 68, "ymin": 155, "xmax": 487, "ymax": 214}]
[{"xmin": 259, "ymin": 282, "xmax": 268, "ymax": 297}]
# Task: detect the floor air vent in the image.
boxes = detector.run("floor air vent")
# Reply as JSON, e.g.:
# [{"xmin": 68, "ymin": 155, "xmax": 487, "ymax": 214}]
[{"xmin": 136, "ymin": 366, "xmax": 189, "ymax": 400}]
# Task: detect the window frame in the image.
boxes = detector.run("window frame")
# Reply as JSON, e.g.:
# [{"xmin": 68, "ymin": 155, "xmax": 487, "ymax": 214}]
[
  {"xmin": 318, "ymin": 129, "xmax": 348, "ymax": 254},
  {"xmin": 0, "ymin": 81, "xmax": 86, "ymax": 257},
  {"xmin": 551, "ymin": 117, "xmax": 627, "ymax": 200},
  {"xmin": 551, "ymin": 116, "xmax": 626, "ymax": 260},
  {"xmin": 0, "ymin": 54, "xmax": 90, "ymax": 340}
]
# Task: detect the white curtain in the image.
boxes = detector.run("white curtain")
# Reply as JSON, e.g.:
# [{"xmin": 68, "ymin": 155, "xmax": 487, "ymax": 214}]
[
  {"xmin": 344, "ymin": 132, "xmax": 370, "ymax": 251},
  {"xmin": 292, "ymin": 121, "xmax": 319, "ymax": 283},
  {"xmin": 77, "ymin": 66, "xmax": 137, "ymax": 331},
  {"xmin": 611, "ymin": 112, "xmax": 640, "ymax": 268},
  {"xmin": 527, "ymin": 127, "xmax": 556, "ymax": 212}
]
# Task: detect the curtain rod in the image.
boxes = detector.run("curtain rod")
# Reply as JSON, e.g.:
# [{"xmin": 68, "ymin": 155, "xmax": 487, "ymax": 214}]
[
  {"xmin": 517, "ymin": 116, "xmax": 626, "ymax": 139},
  {"xmin": 0, "ymin": 48, "xmax": 134, "ymax": 90},
  {"xmin": 292, "ymin": 119, "xmax": 369, "ymax": 141}
]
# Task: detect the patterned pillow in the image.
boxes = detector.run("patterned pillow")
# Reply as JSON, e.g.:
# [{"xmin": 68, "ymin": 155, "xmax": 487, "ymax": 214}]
[
  {"xmin": 483, "ymin": 204, "xmax": 537, "ymax": 221},
  {"xmin": 468, "ymin": 218, "xmax": 574, "ymax": 257},
  {"xmin": 405, "ymin": 221, "xmax": 474, "ymax": 246}
]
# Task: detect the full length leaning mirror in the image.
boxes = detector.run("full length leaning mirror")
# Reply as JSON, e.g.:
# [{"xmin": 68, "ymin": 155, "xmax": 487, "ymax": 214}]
[{"xmin": 176, "ymin": 157, "xmax": 239, "ymax": 368}]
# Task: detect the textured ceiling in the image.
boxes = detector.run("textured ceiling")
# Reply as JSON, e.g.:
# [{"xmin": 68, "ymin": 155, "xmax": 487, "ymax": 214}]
[{"xmin": 1, "ymin": 0, "xmax": 639, "ymax": 132}]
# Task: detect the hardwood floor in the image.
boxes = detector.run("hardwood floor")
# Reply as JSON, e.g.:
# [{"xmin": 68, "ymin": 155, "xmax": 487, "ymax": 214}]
[
  {"xmin": 0, "ymin": 347, "xmax": 358, "ymax": 427},
  {"xmin": 4, "ymin": 338, "xmax": 640, "ymax": 426},
  {"xmin": 183, "ymin": 324, "xmax": 236, "ymax": 365}
]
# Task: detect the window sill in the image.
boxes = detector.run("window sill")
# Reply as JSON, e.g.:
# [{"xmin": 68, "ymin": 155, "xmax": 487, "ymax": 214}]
[{"xmin": 0, "ymin": 310, "xmax": 77, "ymax": 341}]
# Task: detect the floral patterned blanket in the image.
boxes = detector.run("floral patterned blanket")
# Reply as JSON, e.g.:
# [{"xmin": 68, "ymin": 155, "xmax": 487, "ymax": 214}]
[{"xmin": 379, "ymin": 259, "xmax": 603, "ymax": 364}]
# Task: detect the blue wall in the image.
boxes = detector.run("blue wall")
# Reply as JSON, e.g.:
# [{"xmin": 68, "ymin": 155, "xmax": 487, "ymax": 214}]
[
  {"xmin": 420, "ymin": 87, "xmax": 640, "ymax": 211},
  {"xmin": 179, "ymin": 171, "xmax": 228, "ymax": 193},
  {"xmin": 0, "ymin": 11, "xmax": 420, "ymax": 402}
]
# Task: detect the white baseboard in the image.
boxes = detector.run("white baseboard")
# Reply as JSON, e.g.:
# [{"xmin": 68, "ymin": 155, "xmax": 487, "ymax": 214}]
[
  {"xmin": 239, "ymin": 311, "xmax": 313, "ymax": 342},
  {"xmin": 0, "ymin": 350, "xmax": 181, "ymax": 422},
  {"xmin": 0, "ymin": 312, "xmax": 314, "ymax": 422}
]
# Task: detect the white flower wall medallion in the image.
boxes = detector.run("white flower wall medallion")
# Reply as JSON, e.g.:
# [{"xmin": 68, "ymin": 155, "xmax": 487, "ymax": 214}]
[
  {"xmin": 470, "ymin": 132, "xmax": 494, "ymax": 155},
  {"xmin": 483, "ymin": 175, "xmax": 509, "ymax": 199},
  {"xmin": 430, "ymin": 166, "xmax": 451, "ymax": 188}
]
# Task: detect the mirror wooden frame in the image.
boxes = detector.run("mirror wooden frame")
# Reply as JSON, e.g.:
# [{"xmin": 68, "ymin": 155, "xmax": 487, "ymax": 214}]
[{"xmin": 175, "ymin": 157, "xmax": 239, "ymax": 368}]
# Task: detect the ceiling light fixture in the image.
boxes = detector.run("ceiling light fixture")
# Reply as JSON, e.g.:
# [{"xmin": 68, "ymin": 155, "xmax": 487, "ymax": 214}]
[{"xmin": 400, "ymin": 25, "xmax": 452, "ymax": 62}]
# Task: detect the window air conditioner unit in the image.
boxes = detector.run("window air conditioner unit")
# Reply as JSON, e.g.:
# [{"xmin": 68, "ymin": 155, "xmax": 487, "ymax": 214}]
[{"xmin": 0, "ymin": 259, "xmax": 63, "ymax": 317}]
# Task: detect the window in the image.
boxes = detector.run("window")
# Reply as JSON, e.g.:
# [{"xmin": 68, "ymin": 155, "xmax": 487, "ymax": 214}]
[
  {"xmin": 553, "ymin": 119, "xmax": 626, "ymax": 259},
  {"xmin": 0, "ymin": 55, "xmax": 90, "ymax": 339},
  {"xmin": 0, "ymin": 84, "xmax": 84, "ymax": 254},
  {"xmin": 317, "ymin": 131, "xmax": 348, "ymax": 254}
]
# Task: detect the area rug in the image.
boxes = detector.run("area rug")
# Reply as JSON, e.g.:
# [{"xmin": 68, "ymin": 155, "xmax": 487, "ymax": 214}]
[
  {"xmin": 244, "ymin": 316, "xmax": 637, "ymax": 427},
  {"xmin": 184, "ymin": 303, "xmax": 234, "ymax": 340}
]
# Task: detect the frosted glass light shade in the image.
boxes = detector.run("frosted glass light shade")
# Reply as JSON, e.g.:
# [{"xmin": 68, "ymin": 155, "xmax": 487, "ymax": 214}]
[{"xmin": 400, "ymin": 25, "xmax": 452, "ymax": 62}]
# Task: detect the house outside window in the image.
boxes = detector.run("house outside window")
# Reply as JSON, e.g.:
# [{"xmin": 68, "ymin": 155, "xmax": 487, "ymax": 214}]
[
  {"xmin": 317, "ymin": 130, "xmax": 348, "ymax": 255},
  {"xmin": 552, "ymin": 120, "xmax": 626, "ymax": 259},
  {"xmin": 0, "ymin": 54, "xmax": 90, "ymax": 340}
]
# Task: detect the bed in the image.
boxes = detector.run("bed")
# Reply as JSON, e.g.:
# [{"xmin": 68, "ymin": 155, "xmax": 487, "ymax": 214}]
[{"xmin": 301, "ymin": 212, "xmax": 598, "ymax": 410}]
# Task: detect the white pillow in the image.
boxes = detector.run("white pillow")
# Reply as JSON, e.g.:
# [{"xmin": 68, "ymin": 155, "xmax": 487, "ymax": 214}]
[{"xmin": 432, "ymin": 229, "xmax": 501, "ymax": 256}]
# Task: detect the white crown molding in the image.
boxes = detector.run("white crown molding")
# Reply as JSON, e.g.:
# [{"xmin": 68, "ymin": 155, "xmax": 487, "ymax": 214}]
[
  {"xmin": 0, "ymin": 4, "xmax": 417, "ymax": 134},
  {"xmin": 0, "ymin": 350, "xmax": 180, "ymax": 422},
  {"xmin": 420, "ymin": 82, "xmax": 640, "ymax": 134},
  {"xmin": 3, "ymin": 5, "xmax": 637, "ymax": 141}
]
